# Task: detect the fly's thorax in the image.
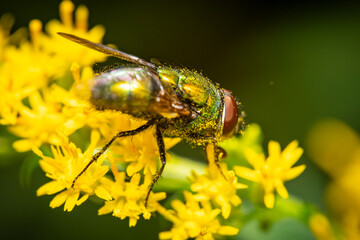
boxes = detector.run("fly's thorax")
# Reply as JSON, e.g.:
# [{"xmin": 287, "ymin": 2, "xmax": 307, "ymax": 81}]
[
  {"xmin": 158, "ymin": 66, "xmax": 224, "ymax": 143},
  {"xmin": 90, "ymin": 67, "xmax": 161, "ymax": 115},
  {"xmin": 157, "ymin": 67, "xmax": 179, "ymax": 87},
  {"xmin": 158, "ymin": 67, "xmax": 213, "ymax": 106},
  {"xmin": 158, "ymin": 67, "xmax": 220, "ymax": 107}
]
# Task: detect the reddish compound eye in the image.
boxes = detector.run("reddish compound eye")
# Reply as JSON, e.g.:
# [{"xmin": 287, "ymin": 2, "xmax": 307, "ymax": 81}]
[{"xmin": 222, "ymin": 89, "xmax": 239, "ymax": 136}]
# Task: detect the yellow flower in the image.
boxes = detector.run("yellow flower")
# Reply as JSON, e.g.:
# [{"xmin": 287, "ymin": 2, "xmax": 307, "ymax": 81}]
[
  {"xmin": 0, "ymin": 19, "xmax": 58, "ymax": 125},
  {"xmin": 0, "ymin": 13, "xmax": 17, "ymax": 59},
  {"xmin": 306, "ymin": 119, "xmax": 360, "ymax": 178},
  {"xmin": 307, "ymin": 120, "xmax": 360, "ymax": 239},
  {"xmin": 97, "ymin": 164, "xmax": 166, "ymax": 227},
  {"xmin": 234, "ymin": 140, "xmax": 305, "ymax": 208},
  {"xmin": 69, "ymin": 62, "xmax": 94, "ymax": 101},
  {"xmin": 190, "ymin": 164, "xmax": 247, "ymax": 219},
  {"xmin": 157, "ymin": 191, "xmax": 239, "ymax": 240},
  {"xmin": 111, "ymin": 128, "xmax": 181, "ymax": 177},
  {"xmin": 9, "ymin": 87, "xmax": 86, "ymax": 152},
  {"xmin": 0, "ymin": 62, "xmax": 34, "ymax": 125},
  {"xmin": 86, "ymin": 108, "xmax": 180, "ymax": 177},
  {"xmin": 43, "ymin": 0, "xmax": 107, "ymax": 67},
  {"xmin": 0, "ymin": 1, "xmax": 105, "ymax": 126},
  {"xmin": 112, "ymin": 129, "xmax": 159, "ymax": 176},
  {"xmin": 35, "ymin": 130, "xmax": 109, "ymax": 211},
  {"xmin": 341, "ymin": 211, "xmax": 360, "ymax": 240},
  {"xmin": 4, "ymin": 20, "xmax": 66, "ymax": 88},
  {"xmin": 86, "ymin": 110, "xmax": 133, "ymax": 138},
  {"xmin": 309, "ymin": 213, "xmax": 336, "ymax": 240}
]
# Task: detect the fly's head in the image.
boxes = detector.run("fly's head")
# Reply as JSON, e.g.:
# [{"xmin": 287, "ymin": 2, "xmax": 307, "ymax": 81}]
[{"xmin": 220, "ymin": 89, "xmax": 244, "ymax": 139}]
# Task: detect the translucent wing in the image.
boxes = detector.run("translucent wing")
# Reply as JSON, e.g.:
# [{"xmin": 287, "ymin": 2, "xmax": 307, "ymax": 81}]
[{"xmin": 57, "ymin": 32, "xmax": 156, "ymax": 69}]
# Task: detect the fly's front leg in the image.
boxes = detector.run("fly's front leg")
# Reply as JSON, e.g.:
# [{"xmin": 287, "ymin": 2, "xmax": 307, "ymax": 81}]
[
  {"xmin": 205, "ymin": 143, "xmax": 228, "ymax": 180},
  {"xmin": 71, "ymin": 120, "xmax": 155, "ymax": 188},
  {"xmin": 145, "ymin": 125, "xmax": 166, "ymax": 207}
]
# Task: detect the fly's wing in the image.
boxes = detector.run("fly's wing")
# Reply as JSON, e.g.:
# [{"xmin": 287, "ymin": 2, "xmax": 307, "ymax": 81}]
[
  {"xmin": 58, "ymin": 32, "xmax": 193, "ymax": 118},
  {"xmin": 58, "ymin": 32, "xmax": 156, "ymax": 70}
]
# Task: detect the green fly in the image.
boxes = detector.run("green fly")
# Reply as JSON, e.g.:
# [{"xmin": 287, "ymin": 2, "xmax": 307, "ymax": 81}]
[{"xmin": 58, "ymin": 32, "xmax": 244, "ymax": 205}]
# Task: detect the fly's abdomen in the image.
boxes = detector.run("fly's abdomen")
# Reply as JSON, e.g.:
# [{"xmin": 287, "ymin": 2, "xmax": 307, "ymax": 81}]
[{"xmin": 91, "ymin": 67, "xmax": 160, "ymax": 115}]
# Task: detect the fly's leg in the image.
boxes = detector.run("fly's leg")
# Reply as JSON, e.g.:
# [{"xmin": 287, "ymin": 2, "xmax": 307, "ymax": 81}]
[
  {"xmin": 214, "ymin": 145, "xmax": 228, "ymax": 180},
  {"xmin": 71, "ymin": 120, "xmax": 155, "ymax": 188},
  {"xmin": 205, "ymin": 143, "xmax": 228, "ymax": 181},
  {"xmin": 145, "ymin": 125, "xmax": 166, "ymax": 207}
]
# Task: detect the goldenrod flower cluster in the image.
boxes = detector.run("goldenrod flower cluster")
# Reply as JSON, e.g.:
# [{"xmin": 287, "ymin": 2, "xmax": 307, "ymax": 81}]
[
  {"xmin": 1, "ymin": 1, "xmax": 307, "ymax": 239},
  {"xmin": 234, "ymin": 140, "xmax": 305, "ymax": 208}
]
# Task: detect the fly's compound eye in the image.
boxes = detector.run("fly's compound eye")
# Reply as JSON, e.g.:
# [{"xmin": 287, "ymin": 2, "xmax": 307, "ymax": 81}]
[{"xmin": 222, "ymin": 89, "xmax": 239, "ymax": 136}]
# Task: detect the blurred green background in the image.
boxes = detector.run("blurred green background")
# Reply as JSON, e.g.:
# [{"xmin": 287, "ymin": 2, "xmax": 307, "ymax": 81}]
[{"xmin": 1, "ymin": 0, "xmax": 359, "ymax": 239}]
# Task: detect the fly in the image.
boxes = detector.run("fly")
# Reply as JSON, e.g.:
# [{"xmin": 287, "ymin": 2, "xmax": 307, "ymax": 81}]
[{"xmin": 58, "ymin": 32, "xmax": 244, "ymax": 206}]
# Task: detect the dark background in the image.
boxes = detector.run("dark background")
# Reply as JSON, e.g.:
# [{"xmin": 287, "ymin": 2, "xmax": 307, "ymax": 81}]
[{"xmin": 1, "ymin": 0, "xmax": 360, "ymax": 239}]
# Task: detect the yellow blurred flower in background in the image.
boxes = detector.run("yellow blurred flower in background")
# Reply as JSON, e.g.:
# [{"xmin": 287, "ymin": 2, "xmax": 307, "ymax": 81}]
[{"xmin": 307, "ymin": 119, "xmax": 360, "ymax": 240}]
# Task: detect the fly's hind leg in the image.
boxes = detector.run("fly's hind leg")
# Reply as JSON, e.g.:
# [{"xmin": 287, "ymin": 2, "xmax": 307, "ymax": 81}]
[
  {"xmin": 145, "ymin": 125, "xmax": 166, "ymax": 207},
  {"xmin": 71, "ymin": 120, "xmax": 155, "ymax": 188}
]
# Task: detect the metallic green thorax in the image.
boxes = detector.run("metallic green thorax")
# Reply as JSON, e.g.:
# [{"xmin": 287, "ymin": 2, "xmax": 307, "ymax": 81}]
[{"xmin": 158, "ymin": 67, "xmax": 223, "ymax": 142}]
